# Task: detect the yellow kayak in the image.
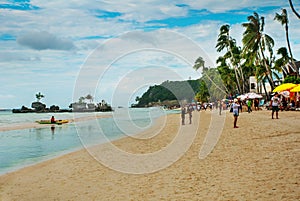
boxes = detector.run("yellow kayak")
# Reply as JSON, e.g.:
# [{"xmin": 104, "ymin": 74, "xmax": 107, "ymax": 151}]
[{"xmin": 36, "ymin": 119, "xmax": 69, "ymax": 125}]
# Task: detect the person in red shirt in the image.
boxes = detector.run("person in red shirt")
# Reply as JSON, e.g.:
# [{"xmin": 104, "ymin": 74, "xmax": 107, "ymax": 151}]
[{"xmin": 50, "ymin": 116, "xmax": 56, "ymax": 123}]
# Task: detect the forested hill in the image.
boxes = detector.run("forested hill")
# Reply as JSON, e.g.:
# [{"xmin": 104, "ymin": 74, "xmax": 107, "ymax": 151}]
[{"xmin": 133, "ymin": 79, "xmax": 200, "ymax": 107}]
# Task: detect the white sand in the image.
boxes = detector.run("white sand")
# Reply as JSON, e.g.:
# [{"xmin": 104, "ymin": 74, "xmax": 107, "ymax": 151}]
[{"xmin": 0, "ymin": 110, "xmax": 299, "ymax": 200}]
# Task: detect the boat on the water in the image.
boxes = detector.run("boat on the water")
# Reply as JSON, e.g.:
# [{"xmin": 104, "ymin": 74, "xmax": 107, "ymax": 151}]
[{"xmin": 36, "ymin": 119, "xmax": 69, "ymax": 125}]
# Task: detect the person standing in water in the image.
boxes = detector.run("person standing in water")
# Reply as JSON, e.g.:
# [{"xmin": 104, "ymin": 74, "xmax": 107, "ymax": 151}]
[{"xmin": 50, "ymin": 116, "xmax": 56, "ymax": 123}]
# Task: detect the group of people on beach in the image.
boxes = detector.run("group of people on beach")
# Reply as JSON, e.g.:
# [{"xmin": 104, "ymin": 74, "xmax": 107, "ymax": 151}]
[
  {"xmin": 181, "ymin": 105, "xmax": 193, "ymax": 125},
  {"xmin": 180, "ymin": 92, "xmax": 284, "ymax": 128},
  {"xmin": 229, "ymin": 92, "xmax": 282, "ymax": 128}
]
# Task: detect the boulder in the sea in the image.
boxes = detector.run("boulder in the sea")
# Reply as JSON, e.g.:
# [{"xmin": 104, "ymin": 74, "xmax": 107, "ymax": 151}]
[
  {"xmin": 50, "ymin": 105, "xmax": 60, "ymax": 112},
  {"xmin": 31, "ymin": 102, "xmax": 46, "ymax": 112}
]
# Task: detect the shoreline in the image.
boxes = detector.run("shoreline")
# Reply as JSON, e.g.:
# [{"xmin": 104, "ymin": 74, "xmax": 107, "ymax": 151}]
[
  {"xmin": 1, "ymin": 110, "xmax": 299, "ymax": 200},
  {"xmin": 0, "ymin": 113, "xmax": 112, "ymax": 132},
  {"xmin": 0, "ymin": 111, "xmax": 164, "ymax": 176}
]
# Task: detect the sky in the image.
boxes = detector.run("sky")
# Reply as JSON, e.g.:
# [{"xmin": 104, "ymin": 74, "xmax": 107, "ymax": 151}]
[{"xmin": 1, "ymin": 0, "xmax": 300, "ymax": 108}]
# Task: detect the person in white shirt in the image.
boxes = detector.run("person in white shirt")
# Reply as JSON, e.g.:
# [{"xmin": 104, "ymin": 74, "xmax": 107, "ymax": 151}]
[
  {"xmin": 232, "ymin": 98, "xmax": 240, "ymax": 128},
  {"xmin": 270, "ymin": 92, "xmax": 280, "ymax": 119}
]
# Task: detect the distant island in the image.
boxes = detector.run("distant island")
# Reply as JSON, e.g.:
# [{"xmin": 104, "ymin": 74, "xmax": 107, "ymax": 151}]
[{"xmin": 12, "ymin": 93, "xmax": 112, "ymax": 113}]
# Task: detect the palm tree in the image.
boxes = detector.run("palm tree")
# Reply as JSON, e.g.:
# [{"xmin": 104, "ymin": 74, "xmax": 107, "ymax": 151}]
[
  {"xmin": 195, "ymin": 80, "xmax": 209, "ymax": 102},
  {"xmin": 35, "ymin": 92, "xmax": 44, "ymax": 102},
  {"xmin": 193, "ymin": 57, "xmax": 228, "ymax": 99},
  {"xmin": 274, "ymin": 9, "xmax": 298, "ymax": 78},
  {"xmin": 216, "ymin": 24, "xmax": 245, "ymax": 93},
  {"xmin": 255, "ymin": 64, "xmax": 269, "ymax": 95},
  {"xmin": 216, "ymin": 56, "xmax": 236, "ymax": 94},
  {"xmin": 288, "ymin": 0, "xmax": 300, "ymax": 19},
  {"xmin": 85, "ymin": 94, "xmax": 93, "ymax": 103},
  {"xmin": 242, "ymin": 12, "xmax": 275, "ymax": 90},
  {"xmin": 193, "ymin": 56, "xmax": 206, "ymax": 71},
  {"xmin": 78, "ymin": 96, "xmax": 85, "ymax": 103},
  {"xmin": 275, "ymin": 47, "xmax": 290, "ymax": 77}
]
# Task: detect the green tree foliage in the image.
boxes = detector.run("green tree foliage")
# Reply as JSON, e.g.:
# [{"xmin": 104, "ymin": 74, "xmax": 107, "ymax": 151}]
[
  {"xmin": 78, "ymin": 96, "xmax": 85, "ymax": 103},
  {"xmin": 242, "ymin": 12, "xmax": 275, "ymax": 90},
  {"xmin": 197, "ymin": 67, "xmax": 227, "ymax": 102},
  {"xmin": 212, "ymin": 10, "xmax": 298, "ymax": 99},
  {"xmin": 195, "ymin": 80, "xmax": 209, "ymax": 102},
  {"xmin": 35, "ymin": 92, "xmax": 45, "ymax": 102},
  {"xmin": 216, "ymin": 24, "xmax": 246, "ymax": 93},
  {"xmin": 274, "ymin": 8, "xmax": 298, "ymax": 78},
  {"xmin": 283, "ymin": 75, "xmax": 300, "ymax": 84},
  {"xmin": 85, "ymin": 94, "xmax": 93, "ymax": 103},
  {"xmin": 134, "ymin": 80, "xmax": 200, "ymax": 107},
  {"xmin": 137, "ymin": 9, "xmax": 298, "ymax": 106}
]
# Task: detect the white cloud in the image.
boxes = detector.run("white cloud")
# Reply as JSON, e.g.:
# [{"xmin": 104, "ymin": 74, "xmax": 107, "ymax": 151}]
[
  {"xmin": 1, "ymin": 0, "xmax": 299, "ymax": 108},
  {"xmin": 0, "ymin": 94, "xmax": 15, "ymax": 99}
]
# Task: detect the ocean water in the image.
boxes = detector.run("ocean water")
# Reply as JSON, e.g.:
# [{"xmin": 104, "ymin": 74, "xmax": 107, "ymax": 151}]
[{"xmin": 0, "ymin": 108, "xmax": 179, "ymax": 175}]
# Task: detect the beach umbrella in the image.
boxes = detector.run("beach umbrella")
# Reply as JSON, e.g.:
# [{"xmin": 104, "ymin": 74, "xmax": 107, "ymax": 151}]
[
  {"xmin": 272, "ymin": 83, "xmax": 297, "ymax": 92},
  {"xmin": 290, "ymin": 85, "xmax": 300, "ymax": 92},
  {"xmin": 279, "ymin": 91, "xmax": 290, "ymax": 98},
  {"xmin": 245, "ymin": 92, "xmax": 263, "ymax": 99},
  {"xmin": 237, "ymin": 94, "xmax": 247, "ymax": 100}
]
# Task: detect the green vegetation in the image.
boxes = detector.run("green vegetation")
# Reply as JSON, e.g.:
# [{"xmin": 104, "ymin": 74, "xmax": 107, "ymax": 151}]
[
  {"xmin": 35, "ymin": 92, "xmax": 45, "ymax": 102},
  {"xmin": 210, "ymin": 10, "xmax": 298, "ymax": 100},
  {"xmin": 69, "ymin": 94, "xmax": 112, "ymax": 112},
  {"xmin": 135, "ymin": 9, "xmax": 298, "ymax": 106},
  {"xmin": 282, "ymin": 75, "xmax": 300, "ymax": 84},
  {"xmin": 133, "ymin": 80, "xmax": 200, "ymax": 107}
]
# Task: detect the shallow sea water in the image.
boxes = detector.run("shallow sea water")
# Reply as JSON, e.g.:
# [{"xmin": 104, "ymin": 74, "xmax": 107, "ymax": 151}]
[{"xmin": 0, "ymin": 108, "xmax": 179, "ymax": 175}]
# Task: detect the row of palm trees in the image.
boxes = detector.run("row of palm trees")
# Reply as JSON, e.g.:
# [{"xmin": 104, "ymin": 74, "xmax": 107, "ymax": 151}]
[{"xmin": 194, "ymin": 9, "xmax": 298, "ymax": 101}]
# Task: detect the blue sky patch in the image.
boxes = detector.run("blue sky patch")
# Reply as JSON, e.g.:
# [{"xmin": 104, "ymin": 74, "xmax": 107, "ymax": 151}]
[
  {"xmin": 93, "ymin": 9, "xmax": 122, "ymax": 19},
  {"xmin": 146, "ymin": 9, "xmax": 246, "ymax": 28},
  {"xmin": 146, "ymin": 6, "xmax": 283, "ymax": 29},
  {"xmin": 79, "ymin": 35, "xmax": 112, "ymax": 40},
  {"xmin": 0, "ymin": 0, "xmax": 39, "ymax": 11},
  {"xmin": 0, "ymin": 34, "xmax": 16, "ymax": 41}
]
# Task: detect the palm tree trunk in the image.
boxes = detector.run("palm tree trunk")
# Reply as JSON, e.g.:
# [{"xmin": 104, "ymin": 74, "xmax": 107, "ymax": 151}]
[
  {"xmin": 285, "ymin": 23, "xmax": 298, "ymax": 78},
  {"xmin": 289, "ymin": 0, "xmax": 300, "ymax": 19},
  {"xmin": 262, "ymin": 79, "xmax": 268, "ymax": 99},
  {"xmin": 237, "ymin": 63, "xmax": 246, "ymax": 93},
  {"xmin": 226, "ymin": 35, "xmax": 243, "ymax": 94},
  {"xmin": 259, "ymin": 43, "xmax": 275, "ymax": 90},
  {"xmin": 233, "ymin": 66, "xmax": 242, "ymax": 93}
]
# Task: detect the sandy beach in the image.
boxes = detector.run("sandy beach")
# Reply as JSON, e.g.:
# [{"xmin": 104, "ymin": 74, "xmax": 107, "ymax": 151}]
[{"xmin": 0, "ymin": 109, "xmax": 299, "ymax": 200}]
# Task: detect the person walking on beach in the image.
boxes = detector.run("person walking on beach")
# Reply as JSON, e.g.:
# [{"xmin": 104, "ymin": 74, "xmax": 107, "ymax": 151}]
[
  {"xmin": 187, "ymin": 105, "xmax": 193, "ymax": 124},
  {"xmin": 238, "ymin": 98, "xmax": 243, "ymax": 113},
  {"xmin": 270, "ymin": 92, "xmax": 280, "ymax": 119},
  {"xmin": 246, "ymin": 99, "xmax": 252, "ymax": 113},
  {"xmin": 218, "ymin": 99, "xmax": 222, "ymax": 115},
  {"xmin": 181, "ymin": 106, "xmax": 186, "ymax": 125},
  {"xmin": 232, "ymin": 99, "xmax": 240, "ymax": 128},
  {"xmin": 254, "ymin": 98, "xmax": 259, "ymax": 111}
]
